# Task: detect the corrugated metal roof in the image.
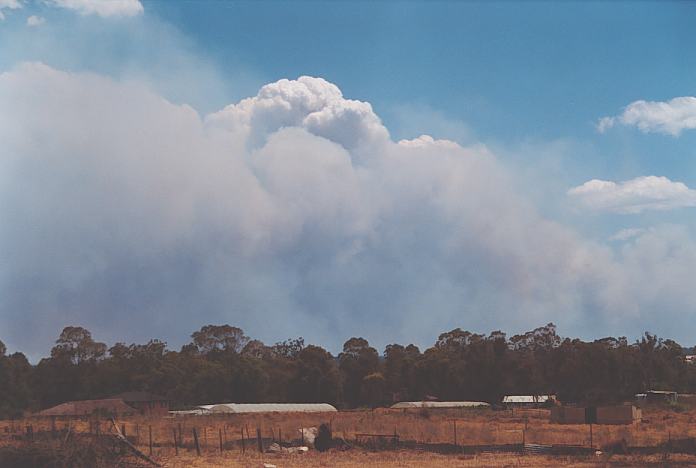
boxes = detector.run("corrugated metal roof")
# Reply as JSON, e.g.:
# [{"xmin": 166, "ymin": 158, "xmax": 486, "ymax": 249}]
[
  {"xmin": 37, "ymin": 399, "xmax": 138, "ymax": 417},
  {"xmin": 502, "ymin": 395, "xmax": 552, "ymax": 404},
  {"xmin": 391, "ymin": 401, "xmax": 490, "ymax": 409},
  {"xmin": 206, "ymin": 403, "xmax": 338, "ymax": 413}
]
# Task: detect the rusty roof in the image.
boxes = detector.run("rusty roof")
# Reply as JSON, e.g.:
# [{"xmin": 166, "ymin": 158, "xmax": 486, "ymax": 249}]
[{"xmin": 37, "ymin": 398, "xmax": 137, "ymax": 417}]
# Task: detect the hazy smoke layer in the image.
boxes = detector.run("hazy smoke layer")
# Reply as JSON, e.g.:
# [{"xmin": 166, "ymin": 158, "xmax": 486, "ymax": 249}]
[{"xmin": 2, "ymin": 63, "xmax": 696, "ymax": 356}]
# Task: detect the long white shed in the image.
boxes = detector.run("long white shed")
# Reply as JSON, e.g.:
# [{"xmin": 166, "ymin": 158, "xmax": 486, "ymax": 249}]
[
  {"xmin": 206, "ymin": 403, "xmax": 338, "ymax": 414},
  {"xmin": 390, "ymin": 401, "xmax": 490, "ymax": 409}
]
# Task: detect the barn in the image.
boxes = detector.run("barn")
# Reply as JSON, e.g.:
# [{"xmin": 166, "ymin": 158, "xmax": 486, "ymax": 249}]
[
  {"xmin": 37, "ymin": 399, "xmax": 138, "ymax": 418},
  {"xmin": 109, "ymin": 392, "xmax": 169, "ymax": 416},
  {"xmin": 551, "ymin": 405, "xmax": 641, "ymax": 425}
]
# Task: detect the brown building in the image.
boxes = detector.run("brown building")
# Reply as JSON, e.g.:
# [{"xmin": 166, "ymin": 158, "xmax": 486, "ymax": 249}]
[
  {"xmin": 550, "ymin": 405, "xmax": 586, "ymax": 424},
  {"xmin": 37, "ymin": 399, "xmax": 138, "ymax": 418},
  {"xmin": 596, "ymin": 405, "xmax": 641, "ymax": 424},
  {"xmin": 109, "ymin": 392, "xmax": 169, "ymax": 416},
  {"xmin": 551, "ymin": 405, "xmax": 641, "ymax": 425}
]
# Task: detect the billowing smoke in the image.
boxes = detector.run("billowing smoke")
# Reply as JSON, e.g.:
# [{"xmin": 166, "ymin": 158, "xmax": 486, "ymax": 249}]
[{"xmin": 2, "ymin": 63, "xmax": 696, "ymax": 358}]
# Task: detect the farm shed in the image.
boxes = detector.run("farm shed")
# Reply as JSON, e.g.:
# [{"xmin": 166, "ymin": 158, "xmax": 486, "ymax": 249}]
[
  {"xmin": 390, "ymin": 401, "xmax": 490, "ymax": 409},
  {"xmin": 645, "ymin": 390, "xmax": 678, "ymax": 403},
  {"xmin": 551, "ymin": 405, "xmax": 640, "ymax": 425},
  {"xmin": 550, "ymin": 406, "xmax": 586, "ymax": 424},
  {"xmin": 596, "ymin": 405, "xmax": 641, "ymax": 424},
  {"xmin": 502, "ymin": 395, "xmax": 555, "ymax": 408},
  {"xmin": 109, "ymin": 391, "xmax": 169, "ymax": 416},
  {"xmin": 206, "ymin": 403, "xmax": 338, "ymax": 414},
  {"xmin": 37, "ymin": 399, "xmax": 137, "ymax": 417}
]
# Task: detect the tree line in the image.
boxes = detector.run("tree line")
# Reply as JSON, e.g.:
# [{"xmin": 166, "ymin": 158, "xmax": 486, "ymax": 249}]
[{"xmin": 1, "ymin": 323, "xmax": 695, "ymax": 418}]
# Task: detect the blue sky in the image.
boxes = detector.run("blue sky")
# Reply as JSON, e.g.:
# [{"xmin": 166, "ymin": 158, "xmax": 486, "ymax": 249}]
[{"xmin": 3, "ymin": 0, "xmax": 696, "ymax": 358}]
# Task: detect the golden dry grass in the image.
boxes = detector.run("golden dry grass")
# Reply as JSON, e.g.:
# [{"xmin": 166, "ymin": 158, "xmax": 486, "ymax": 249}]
[
  {"xmin": 157, "ymin": 450, "xmax": 696, "ymax": 467},
  {"xmin": 2, "ymin": 405, "xmax": 696, "ymax": 466}
]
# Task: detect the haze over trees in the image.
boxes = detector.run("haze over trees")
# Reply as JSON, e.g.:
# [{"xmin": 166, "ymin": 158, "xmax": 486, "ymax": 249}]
[{"xmin": 1, "ymin": 323, "xmax": 695, "ymax": 419}]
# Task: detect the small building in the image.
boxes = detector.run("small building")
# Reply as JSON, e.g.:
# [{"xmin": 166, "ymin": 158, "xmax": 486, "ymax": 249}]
[
  {"xmin": 390, "ymin": 401, "xmax": 490, "ymax": 410},
  {"xmin": 596, "ymin": 405, "xmax": 641, "ymax": 424},
  {"xmin": 502, "ymin": 395, "xmax": 555, "ymax": 408},
  {"xmin": 37, "ymin": 399, "xmax": 138, "ymax": 418},
  {"xmin": 109, "ymin": 392, "xmax": 169, "ymax": 416},
  {"xmin": 685, "ymin": 355, "xmax": 696, "ymax": 364},
  {"xmin": 636, "ymin": 390, "xmax": 678, "ymax": 404},
  {"xmin": 551, "ymin": 405, "xmax": 641, "ymax": 425},
  {"xmin": 202, "ymin": 403, "xmax": 338, "ymax": 414},
  {"xmin": 550, "ymin": 405, "xmax": 587, "ymax": 424}
]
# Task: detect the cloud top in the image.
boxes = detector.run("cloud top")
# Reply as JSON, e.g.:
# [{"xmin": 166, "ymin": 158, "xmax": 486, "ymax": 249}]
[
  {"xmin": 206, "ymin": 76, "xmax": 389, "ymax": 152},
  {"xmin": 598, "ymin": 97, "xmax": 696, "ymax": 136},
  {"xmin": 568, "ymin": 176, "xmax": 696, "ymax": 214}
]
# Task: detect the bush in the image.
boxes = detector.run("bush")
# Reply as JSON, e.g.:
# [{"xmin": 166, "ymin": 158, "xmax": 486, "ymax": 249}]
[{"xmin": 314, "ymin": 423, "xmax": 333, "ymax": 452}]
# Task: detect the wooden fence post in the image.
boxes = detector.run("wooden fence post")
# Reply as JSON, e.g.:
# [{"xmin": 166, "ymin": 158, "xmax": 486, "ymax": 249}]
[
  {"xmin": 172, "ymin": 428, "xmax": 178, "ymax": 455},
  {"xmin": 219, "ymin": 428, "xmax": 224, "ymax": 453},
  {"xmin": 122, "ymin": 424, "xmax": 127, "ymax": 439},
  {"xmin": 193, "ymin": 428, "xmax": 201, "ymax": 456},
  {"xmin": 241, "ymin": 427, "xmax": 246, "ymax": 453},
  {"xmin": 148, "ymin": 426, "xmax": 153, "ymax": 456},
  {"xmin": 589, "ymin": 423, "xmax": 593, "ymax": 448},
  {"xmin": 257, "ymin": 427, "xmax": 263, "ymax": 453},
  {"xmin": 453, "ymin": 420, "xmax": 457, "ymax": 446}
]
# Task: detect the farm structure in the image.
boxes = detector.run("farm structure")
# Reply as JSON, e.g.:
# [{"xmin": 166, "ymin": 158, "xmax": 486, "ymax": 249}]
[
  {"xmin": 109, "ymin": 391, "xmax": 169, "ymax": 416},
  {"xmin": 36, "ymin": 398, "xmax": 138, "ymax": 418},
  {"xmin": 390, "ymin": 401, "xmax": 490, "ymax": 410},
  {"xmin": 550, "ymin": 405, "xmax": 586, "ymax": 424},
  {"xmin": 551, "ymin": 405, "xmax": 641, "ymax": 425},
  {"xmin": 502, "ymin": 395, "xmax": 555, "ymax": 408},
  {"xmin": 643, "ymin": 390, "xmax": 678, "ymax": 403},
  {"xmin": 189, "ymin": 403, "xmax": 338, "ymax": 415}
]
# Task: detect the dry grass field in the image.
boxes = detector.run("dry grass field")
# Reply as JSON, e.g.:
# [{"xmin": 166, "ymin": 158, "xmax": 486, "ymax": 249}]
[{"xmin": 2, "ymin": 405, "xmax": 696, "ymax": 466}]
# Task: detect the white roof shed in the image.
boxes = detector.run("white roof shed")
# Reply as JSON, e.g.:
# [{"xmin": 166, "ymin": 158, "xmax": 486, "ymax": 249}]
[
  {"xmin": 206, "ymin": 403, "xmax": 338, "ymax": 414},
  {"xmin": 391, "ymin": 401, "xmax": 490, "ymax": 409},
  {"xmin": 502, "ymin": 395, "xmax": 553, "ymax": 404}
]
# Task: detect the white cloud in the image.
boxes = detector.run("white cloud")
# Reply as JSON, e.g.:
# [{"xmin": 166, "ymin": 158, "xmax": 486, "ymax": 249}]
[
  {"xmin": 206, "ymin": 76, "xmax": 390, "ymax": 152},
  {"xmin": 598, "ymin": 97, "xmax": 696, "ymax": 136},
  {"xmin": 568, "ymin": 176, "xmax": 696, "ymax": 214},
  {"xmin": 26, "ymin": 15, "xmax": 45, "ymax": 26},
  {"xmin": 47, "ymin": 0, "xmax": 143, "ymax": 17},
  {"xmin": 4, "ymin": 63, "xmax": 696, "ymax": 354},
  {"xmin": 609, "ymin": 228, "xmax": 646, "ymax": 242},
  {"xmin": 0, "ymin": 0, "xmax": 22, "ymax": 20}
]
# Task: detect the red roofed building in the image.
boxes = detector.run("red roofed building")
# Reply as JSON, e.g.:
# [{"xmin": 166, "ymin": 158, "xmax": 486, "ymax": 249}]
[
  {"xmin": 37, "ymin": 398, "xmax": 137, "ymax": 417},
  {"xmin": 109, "ymin": 392, "xmax": 170, "ymax": 416}
]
